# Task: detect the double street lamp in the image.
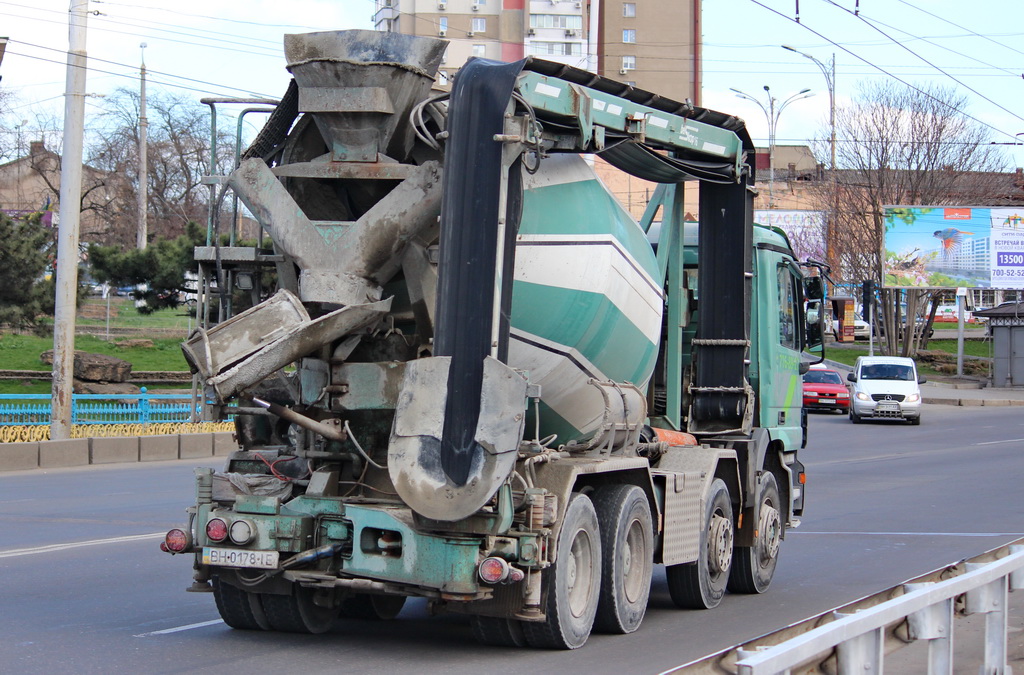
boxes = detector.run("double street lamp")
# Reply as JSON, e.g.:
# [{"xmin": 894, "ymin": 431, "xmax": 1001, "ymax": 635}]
[{"xmin": 730, "ymin": 85, "xmax": 812, "ymax": 208}]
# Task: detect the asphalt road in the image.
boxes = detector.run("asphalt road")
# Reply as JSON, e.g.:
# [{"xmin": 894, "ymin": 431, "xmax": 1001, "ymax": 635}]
[{"xmin": 1, "ymin": 404, "xmax": 1022, "ymax": 674}]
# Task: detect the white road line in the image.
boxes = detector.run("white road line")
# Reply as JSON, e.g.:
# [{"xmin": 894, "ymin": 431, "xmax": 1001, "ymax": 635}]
[
  {"xmin": 973, "ymin": 438, "xmax": 1024, "ymax": 446},
  {"xmin": 790, "ymin": 531, "xmax": 1022, "ymax": 537},
  {"xmin": 0, "ymin": 532, "xmax": 164, "ymax": 558},
  {"xmin": 134, "ymin": 619, "xmax": 223, "ymax": 637}
]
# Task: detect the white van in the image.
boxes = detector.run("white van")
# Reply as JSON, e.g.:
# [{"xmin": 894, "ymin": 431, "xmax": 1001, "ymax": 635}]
[{"xmin": 847, "ymin": 356, "xmax": 926, "ymax": 425}]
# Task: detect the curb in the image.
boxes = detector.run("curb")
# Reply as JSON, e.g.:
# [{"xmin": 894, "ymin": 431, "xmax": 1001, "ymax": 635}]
[
  {"xmin": 922, "ymin": 397, "xmax": 1024, "ymax": 407},
  {"xmin": 0, "ymin": 431, "xmax": 235, "ymax": 472}
]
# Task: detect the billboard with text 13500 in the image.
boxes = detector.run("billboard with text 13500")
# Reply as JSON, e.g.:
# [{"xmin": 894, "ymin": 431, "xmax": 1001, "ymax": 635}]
[{"xmin": 883, "ymin": 206, "xmax": 1024, "ymax": 288}]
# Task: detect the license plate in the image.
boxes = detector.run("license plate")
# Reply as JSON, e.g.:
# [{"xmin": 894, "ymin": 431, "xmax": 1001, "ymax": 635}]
[
  {"xmin": 203, "ymin": 547, "xmax": 279, "ymax": 569},
  {"xmin": 818, "ymin": 398, "xmax": 834, "ymax": 404},
  {"xmin": 875, "ymin": 402, "xmax": 899, "ymax": 412}
]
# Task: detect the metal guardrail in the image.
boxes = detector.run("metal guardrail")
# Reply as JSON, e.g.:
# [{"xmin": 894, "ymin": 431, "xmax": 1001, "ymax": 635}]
[
  {"xmin": 0, "ymin": 388, "xmax": 197, "ymax": 426},
  {"xmin": 667, "ymin": 541, "xmax": 1024, "ymax": 674}
]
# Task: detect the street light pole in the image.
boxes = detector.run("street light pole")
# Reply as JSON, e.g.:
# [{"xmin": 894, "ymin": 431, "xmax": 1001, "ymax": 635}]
[
  {"xmin": 783, "ymin": 45, "xmax": 838, "ymax": 269},
  {"xmin": 730, "ymin": 85, "xmax": 812, "ymax": 208},
  {"xmin": 137, "ymin": 41, "xmax": 148, "ymax": 250},
  {"xmin": 782, "ymin": 46, "xmax": 836, "ymax": 171}
]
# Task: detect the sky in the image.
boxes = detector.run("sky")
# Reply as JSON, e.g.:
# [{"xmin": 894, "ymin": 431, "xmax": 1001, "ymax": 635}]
[{"xmin": 1, "ymin": 0, "xmax": 1022, "ymax": 167}]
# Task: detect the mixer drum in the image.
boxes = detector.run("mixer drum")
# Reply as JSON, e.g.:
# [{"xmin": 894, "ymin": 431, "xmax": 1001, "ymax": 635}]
[{"xmin": 510, "ymin": 154, "xmax": 663, "ymax": 447}]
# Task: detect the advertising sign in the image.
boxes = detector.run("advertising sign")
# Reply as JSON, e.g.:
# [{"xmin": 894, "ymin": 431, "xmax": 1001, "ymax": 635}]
[
  {"xmin": 883, "ymin": 206, "xmax": 1024, "ymax": 289},
  {"xmin": 753, "ymin": 210, "xmax": 826, "ymax": 263}
]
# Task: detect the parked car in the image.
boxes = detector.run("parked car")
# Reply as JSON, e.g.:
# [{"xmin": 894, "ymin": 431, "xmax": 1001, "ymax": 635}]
[
  {"xmin": 847, "ymin": 356, "xmax": 926, "ymax": 425},
  {"xmin": 852, "ymin": 314, "xmax": 870, "ymax": 339},
  {"xmin": 802, "ymin": 365, "xmax": 850, "ymax": 413}
]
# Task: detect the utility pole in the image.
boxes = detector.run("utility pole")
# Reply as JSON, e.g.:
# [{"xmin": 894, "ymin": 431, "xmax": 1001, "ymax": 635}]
[
  {"xmin": 137, "ymin": 42, "xmax": 148, "ymax": 249},
  {"xmin": 51, "ymin": 0, "xmax": 89, "ymax": 441}
]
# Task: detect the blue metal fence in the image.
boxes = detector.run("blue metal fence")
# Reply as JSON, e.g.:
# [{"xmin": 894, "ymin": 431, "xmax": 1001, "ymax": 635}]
[{"xmin": 0, "ymin": 388, "xmax": 199, "ymax": 426}]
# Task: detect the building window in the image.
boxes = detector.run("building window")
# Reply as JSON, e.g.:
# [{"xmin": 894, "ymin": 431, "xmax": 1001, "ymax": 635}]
[
  {"xmin": 528, "ymin": 42, "xmax": 584, "ymax": 57},
  {"xmin": 622, "ymin": 55, "xmax": 636, "ymax": 70},
  {"xmin": 530, "ymin": 14, "xmax": 584, "ymax": 30},
  {"xmin": 622, "ymin": 29, "xmax": 636, "ymax": 43},
  {"xmin": 473, "ymin": 44, "xmax": 486, "ymax": 58},
  {"xmin": 439, "ymin": 17, "xmax": 447, "ymax": 33},
  {"xmin": 471, "ymin": 17, "xmax": 486, "ymax": 33},
  {"xmin": 623, "ymin": 3, "xmax": 636, "ymax": 18}
]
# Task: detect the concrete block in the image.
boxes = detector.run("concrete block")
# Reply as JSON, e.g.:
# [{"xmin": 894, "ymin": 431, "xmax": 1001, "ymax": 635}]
[
  {"xmin": 179, "ymin": 433, "xmax": 214, "ymax": 459},
  {"xmin": 39, "ymin": 438, "xmax": 90, "ymax": 468},
  {"xmin": 982, "ymin": 399, "xmax": 1010, "ymax": 407},
  {"xmin": 140, "ymin": 435, "xmax": 180, "ymax": 462},
  {"xmin": 0, "ymin": 442, "xmax": 39, "ymax": 471},
  {"xmin": 213, "ymin": 432, "xmax": 237, "ymax": 456},
  {"xmin": 90, "ymin": 436, "xmax": 139, "ymax": 464},
  {"xmin": 959, "ymin": 398, "xmax": 983, "ymax": 407}
]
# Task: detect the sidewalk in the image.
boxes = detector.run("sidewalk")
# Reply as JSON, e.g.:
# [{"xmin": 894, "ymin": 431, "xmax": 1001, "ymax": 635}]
[{"xmin": 822, "ymin": 358, "xmax": 1024, "ymax": 407}]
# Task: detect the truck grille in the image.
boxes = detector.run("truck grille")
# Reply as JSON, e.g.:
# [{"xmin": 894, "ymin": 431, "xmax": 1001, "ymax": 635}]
[{"xmin": 871, "ymin": 394, "xmax": 905, "ymax": 402}]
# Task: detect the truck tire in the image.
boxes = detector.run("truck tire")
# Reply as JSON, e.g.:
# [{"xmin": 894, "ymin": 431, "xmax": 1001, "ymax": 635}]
[
  {"xmin": 212, "ymin": 576, "xmax": 268, "ymax": 630},
  {"xmin": 470, "ymin": 615, "xmax": 528, "ymax": 647},
  {"xmin": 850, "ymin": 409, "xmax": 862, "ymax": 424},
  {"xmin": 728, "ymin": 472, "xmax": 781, "ymax": 594},
  {"xmin": 666, "ymin": 478, "xmax": 733, "ymax": 610},
  {"xmin": 261, "ymin": 585, "xmax": 336, "ymax": 634},
  {"xmin": 592, "ymin": 484, "xmax": 653, "ymax": 634},
  {"xmin": 522, "ymin": 493, "xmax": 601, "ymax": 649},
  {"xmin": 339, "ymin": 594, "xmax": 406, "ymax": 620}
]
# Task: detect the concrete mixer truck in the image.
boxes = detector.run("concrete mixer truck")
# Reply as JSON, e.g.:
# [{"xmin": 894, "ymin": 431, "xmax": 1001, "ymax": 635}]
[{"xmin": 162, "ymin": 30, "xmax": 827, "ymax": 649}]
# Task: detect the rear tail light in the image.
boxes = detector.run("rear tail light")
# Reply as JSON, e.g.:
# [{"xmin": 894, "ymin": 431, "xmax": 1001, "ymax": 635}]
[
  {"xmin": 206, "ymin": 518, "xmax": 228, "ymax": 542},
  {"xmin": 478, "ymin": 557, "xmax": 510, "ymax": 584},
  {"xmin": 163, "ymin": 528, "xmax": 191, "ymax": 553}
]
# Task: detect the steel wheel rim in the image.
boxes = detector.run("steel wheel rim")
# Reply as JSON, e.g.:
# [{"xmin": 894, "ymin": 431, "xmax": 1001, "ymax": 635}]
[
  {"xmin": 566, "ymin": 527, "xmax": 595, "ymax": 618},
  {"xmin": 622, "ymin": 516, "xmax": 647, "ymax": 603}
]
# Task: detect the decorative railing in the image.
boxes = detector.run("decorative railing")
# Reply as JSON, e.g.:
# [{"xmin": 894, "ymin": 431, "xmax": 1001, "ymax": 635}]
[{"xmin": 0, "ymin": 388, "xmax": 197, "ymax": 426}]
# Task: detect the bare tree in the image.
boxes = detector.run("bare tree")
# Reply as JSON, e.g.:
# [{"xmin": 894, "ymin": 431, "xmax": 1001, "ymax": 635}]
[
  {"xmin": 89, "ymin": 88, "xmax": 233, "ymax": 246},
  {"xmin": 811, "ymin": 80, "xmax": 1008, "ymax": 356}
]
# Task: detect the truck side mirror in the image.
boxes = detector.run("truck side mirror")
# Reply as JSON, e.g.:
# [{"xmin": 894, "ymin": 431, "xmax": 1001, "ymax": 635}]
[
  {"xmin": 918, "ymin": 375, "xmax": 927, "ymax": 384},
  {"xmin": 847, "ymin": 372, "xmax": 856, "ymax": 382},
  {"xmin": 804, "ymin": 276, "xmax": 825, "ymax": 300}
]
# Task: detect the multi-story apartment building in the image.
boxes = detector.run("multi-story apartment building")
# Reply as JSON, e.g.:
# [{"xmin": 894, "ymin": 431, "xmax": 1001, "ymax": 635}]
[{"xmin": 373, "ymin": 0, "xmax": 700, "ymax": 103}]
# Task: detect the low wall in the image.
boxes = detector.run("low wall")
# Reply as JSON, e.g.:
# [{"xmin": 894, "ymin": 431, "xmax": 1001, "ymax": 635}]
[{"xmin": 0, "ymin": 432, "xmax": 236, "ymax": 472}]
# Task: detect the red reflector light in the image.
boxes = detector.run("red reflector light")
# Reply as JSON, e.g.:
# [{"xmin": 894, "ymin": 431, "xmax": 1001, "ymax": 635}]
[
  {"xmin": 478, "ymin": 557, "xmax": 510, "ymax": 584},
  {"xmin": 164, "ymin": 528, "xmax": 190, "ymax": 553},
  {"xmin": 206, "ymin": 518, "xmax": 228, "ymax": 542}
]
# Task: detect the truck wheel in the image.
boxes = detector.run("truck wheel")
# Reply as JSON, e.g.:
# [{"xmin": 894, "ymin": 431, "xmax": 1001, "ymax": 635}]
[
  {"xmin": 850, "ymin": 409, "xmax": 862, "ymax": 424},
  {"xmin": 728, "ymin": 472, "xmax": 781, "ymax": 594},
  {"xmin": 261, "ymin": 585, "xmax": 336, "ymax": 634},
  {"xmin": 212, "ymin": 576, "xmax": 268, "ymax": 630},
  {"xmin": 522, "ymin": 493, "xmax": 601, "ymax": 649},
  {"xmin": 666, "ymin": 478, "xmax": 733, "ymax": 610},
  {"xmin": 338, "ymin": 594, "xmax": 406, "ymax": 620},
  {"xmin": 470, "ymin": 615, "xmax": 528, "ymax": 647},
  {"xmin": 909, "ymin": 415, "xmax": 921, "ymax": 426},
  {"xmin": 592, "ymin": 484, "xmax": 653, "ymax": 634}
]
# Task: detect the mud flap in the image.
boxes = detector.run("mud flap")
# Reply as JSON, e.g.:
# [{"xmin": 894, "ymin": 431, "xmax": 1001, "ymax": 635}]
[{"xmin": 388, "ymin": 356, "xmax": 528, "ymax": 521}]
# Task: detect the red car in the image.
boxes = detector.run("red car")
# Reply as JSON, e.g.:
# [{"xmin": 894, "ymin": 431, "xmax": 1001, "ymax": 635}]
[{"xmin": 802, "ymin": 366, "xmax": 850, "ymax": 413}]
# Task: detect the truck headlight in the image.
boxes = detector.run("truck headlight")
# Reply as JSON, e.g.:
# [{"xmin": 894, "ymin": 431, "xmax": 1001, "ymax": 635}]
[
  {"xmin": 905, "ymin": 393, "xmax": 920, "ymax": 403},
  {"xmin": 856, "ymin": 392, "xmax": 870, "ymax": 401}
]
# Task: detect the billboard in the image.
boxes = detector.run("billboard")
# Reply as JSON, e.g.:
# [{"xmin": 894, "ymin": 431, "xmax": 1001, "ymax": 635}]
[
  {"xmin": 883, "ymin": 206, "xmax": 1024, "ymax": 289},
  {"xmin": 753, "ymin": 210, "xmax": 826, "ymax": 263}
]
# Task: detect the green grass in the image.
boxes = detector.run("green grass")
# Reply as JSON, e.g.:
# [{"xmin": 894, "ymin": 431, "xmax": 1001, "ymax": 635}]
[
  {"xmin": 0, "ymin": 379, "xmax": 52, "ymax": 395},
  {"xmin": 824, "ymin": 338, "xmax": 992, "ymax": 376},
  {"xmin": 0, "ymin": 333, "xmax": 190, "ymax": 371}
]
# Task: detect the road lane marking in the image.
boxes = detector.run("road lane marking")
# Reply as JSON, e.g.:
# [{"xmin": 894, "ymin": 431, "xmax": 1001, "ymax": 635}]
[
  {"xmin": 790, "ymin": 531, "xmax": 1022, "ymax": 537},
  {"xmin": 0, "ymin": 532, "xmax": 164, "ymax": 558},
  {"xmin": 135, "ymin": 619, "xmax": 223, "ymax": 637},
  {"xmin": 973, "ymin": 438, "xmax": 1024, "ymax": 446}
]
